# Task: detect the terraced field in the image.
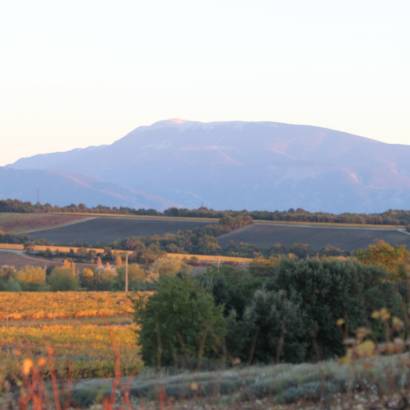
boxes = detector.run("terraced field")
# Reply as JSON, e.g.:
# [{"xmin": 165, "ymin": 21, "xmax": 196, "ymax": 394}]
[
  {"xmin": 219, "ymin": 222, "xmax": 410, "ymax": 251},
  {"xmin": 27, "ymin": 216, "xmax": 216, "ymax": 246}
]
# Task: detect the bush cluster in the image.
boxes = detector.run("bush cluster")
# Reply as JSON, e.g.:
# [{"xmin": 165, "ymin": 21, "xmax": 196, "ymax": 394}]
[{"xmin": 135, "ymin": 259, "xmax": 405, "ymax": 368}]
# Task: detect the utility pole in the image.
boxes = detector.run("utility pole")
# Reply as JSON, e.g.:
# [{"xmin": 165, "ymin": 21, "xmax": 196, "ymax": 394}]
[{"xmin": 125, "ymin": 252, "xmax": 129, "ymax": 294}]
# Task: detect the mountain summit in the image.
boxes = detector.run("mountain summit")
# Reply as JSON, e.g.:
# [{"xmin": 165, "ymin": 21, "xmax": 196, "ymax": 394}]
[{"xmin": 6, "ymin": 120, "xmax": 410, "ymax": 212}]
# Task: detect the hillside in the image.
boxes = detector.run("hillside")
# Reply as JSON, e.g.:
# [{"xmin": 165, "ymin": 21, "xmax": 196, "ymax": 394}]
[
  {"xmin": 0, "ymin": 167, "xmax": 168, "ymax": 209},
  {"xmin": 9, "ymin": 120, "xmax": 410, "ymax": 212}
]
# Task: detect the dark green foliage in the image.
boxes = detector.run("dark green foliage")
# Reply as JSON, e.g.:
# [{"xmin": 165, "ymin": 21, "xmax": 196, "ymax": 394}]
[
  {"xmin": 200, "ymin": 266, "xmax": 262, "ymax": 318},
  {"xmin": 244, "ymin": 289, "xmax": 307, "ymax": 363},
  {"xmin": 266, "ymin": 259, "xmax": 402, "ymax": 359},
  {"xmin": 199, "ymin": 259, "xmax": 403, "ymax": 365},
  {"xmin": 134, "ymin": 275, "xmax": 226, "ymax": 368}
]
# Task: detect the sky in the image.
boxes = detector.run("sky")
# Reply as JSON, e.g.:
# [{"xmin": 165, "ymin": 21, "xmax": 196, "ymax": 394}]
[{"xmin": 0, "ymin": 0, "xmax": 409, "ymax": 165}]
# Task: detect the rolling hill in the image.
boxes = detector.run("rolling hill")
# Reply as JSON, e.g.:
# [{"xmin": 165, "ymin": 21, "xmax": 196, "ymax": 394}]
[{"xmin": 8, "ymin": 120, "xmax": 410, "ymax": 212}]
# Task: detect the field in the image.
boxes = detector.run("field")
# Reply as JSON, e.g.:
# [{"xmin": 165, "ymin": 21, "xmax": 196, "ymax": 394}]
[
  {"xmin": 219, "ymin": 222, "xmax": 410, "ymax": 251},
  {"xmin": 27, "ymin": 216, "xmax": 216, "ymax": 246},
  {"xmin": 0, "ymin": 250, "xmax": 61, "ymax": 268},
  {"xmin": 0, "ymin": 292, "xmax": 143, "ymax": 384},
  {"xmin": 0, "ymin": 213, "xmax": 89, "ymax": 234},
  {"xmin": 167, "ymin": 252, "xmax": 252, "ymax": 265}
]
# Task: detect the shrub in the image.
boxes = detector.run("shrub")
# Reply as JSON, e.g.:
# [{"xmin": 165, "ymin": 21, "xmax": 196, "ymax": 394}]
[
  {"xmin": 48, "ymin": 267, "xmax": 79, "ymax": 291},
  {"xmin": 134, "ymin": 275, "xmax": 226, "ymax": 368},
  {"xmin": 149, "ymin": 256, "xmax": 190, "ymax": 279},
  {"xmin": 85, "ymin": 268, "xmax": 117, "ymax": 291},
  {"xmin": 267, "ymin": 259, "xmax": 403, "ymax": 360},
  {"xmin": 356, "ymin": 240, "xmax": 410, "ymax": 279},
  {"xmin": 115, "ymin": 264, "xmax": 146, "ymax": 290},
  {"xmin": 80, "ymin": 267, "xmax": 95, "ymax": 289},
  {"xmin": 0, "ymin": 277, "xmax": 22, "ymax": 291},
  {"xmin": 14, "ymin": 266, "xmax": 47, "ymax": 291}
]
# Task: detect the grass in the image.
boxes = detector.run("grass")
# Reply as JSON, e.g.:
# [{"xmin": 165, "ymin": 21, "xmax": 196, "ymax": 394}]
[{"xmin": 68, "ymin": 353, "xmax": 410, "ymax": 407}]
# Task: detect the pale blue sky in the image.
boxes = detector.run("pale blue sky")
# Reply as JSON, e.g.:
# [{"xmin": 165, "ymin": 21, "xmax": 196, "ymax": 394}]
[{"xmin": 1, "ymin": 0, "xmax": 409, "ymax": 165}]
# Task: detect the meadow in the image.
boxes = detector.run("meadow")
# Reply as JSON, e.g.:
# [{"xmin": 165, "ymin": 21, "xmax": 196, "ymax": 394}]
[{"xmin": 219, "ymin": 222, "xmax": 410, "ymax": 251}]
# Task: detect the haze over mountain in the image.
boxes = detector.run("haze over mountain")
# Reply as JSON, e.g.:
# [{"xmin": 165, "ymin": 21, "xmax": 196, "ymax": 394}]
[
  {"xmin": 0, "ymin": 168, "xmax": 167, "ymax": 209},
  {"xmin": 6, "ymin": 120, "xmax": 410, "ymax": 212}
]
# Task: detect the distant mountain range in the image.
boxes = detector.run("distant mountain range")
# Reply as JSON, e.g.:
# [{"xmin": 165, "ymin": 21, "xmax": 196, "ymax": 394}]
[{"xmin": 3, "ymin": 120, "xmax": 410, "ymax": 212}]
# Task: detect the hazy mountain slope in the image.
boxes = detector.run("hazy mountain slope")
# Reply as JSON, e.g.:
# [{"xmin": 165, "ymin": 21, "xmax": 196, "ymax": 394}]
[
  {"xmin": 10, "ymin": 120, "xmax": 410, "ymax": 212},
  {"xmin": 0, "ymin": 167, "xmax": 167, "ymax": 209}
]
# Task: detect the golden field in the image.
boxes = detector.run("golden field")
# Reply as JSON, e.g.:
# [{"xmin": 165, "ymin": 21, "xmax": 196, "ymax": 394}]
[
  {"xmin": 167, "ymin": 252, "xmax": 252, "ymax": 264},
  {"xmin": 0, "ymin": 292, "xmax": 138, "ymax": 321},
  {"xmin": 0, "ymin": 292, "xmax": 144, "ymax": 385}
]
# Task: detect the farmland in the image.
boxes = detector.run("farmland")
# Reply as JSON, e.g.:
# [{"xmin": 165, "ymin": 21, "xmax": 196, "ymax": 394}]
[
  {"xmin": 27, "ymin": 216, "xmax": 216, "ymax": 246},
  {"xmin": 0, "ymin": 292, "xmax": 143, "ymax": 383},
  {"xmin": 219, "ymin": 222, "xmax": 410, "ymax": 252},
  {"xmin": 2, "ymin": 211, "xmax": 410, "ymax": 253},
  {"xmin": 0, "ymin": 213, "xmax": 89, "ymax": 234},
  {"xmin": 0, "ymin": 250, "xmax": 60, "ymax": 268}
]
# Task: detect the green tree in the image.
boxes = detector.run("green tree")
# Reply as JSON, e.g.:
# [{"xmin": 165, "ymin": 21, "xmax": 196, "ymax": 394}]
[
  {"xmin": 244, "ymin": 289, "xmax": 307, "ymax": 363},
  {"xmin": 134, "ymin": 275, "xmax": 226, "ymax": 368},
  {"xmin": 48, "ymin": 267, "xmax": 79, "ymax": 291},
  {"xmin": 268, "ymin": 259, "xmax": 402, "ymax": 359},
  {"xmin": 116, "ymin": 264, "xmax": 146, "ymax": 290}
]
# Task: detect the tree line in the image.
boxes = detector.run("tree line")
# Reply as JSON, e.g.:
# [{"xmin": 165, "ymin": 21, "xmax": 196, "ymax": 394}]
[{"xmin": 1, "ymin": 199, "xmax": 410, "ymax": 226}]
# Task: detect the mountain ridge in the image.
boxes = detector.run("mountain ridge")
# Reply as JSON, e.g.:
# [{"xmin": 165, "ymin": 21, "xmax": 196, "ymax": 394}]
[{"xmin": 6, "ymin": 120, "xmax": 410, "ymax": 212}]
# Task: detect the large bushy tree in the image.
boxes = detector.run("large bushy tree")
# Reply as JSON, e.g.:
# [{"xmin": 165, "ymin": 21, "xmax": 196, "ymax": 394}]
[{"xmin": 134, "ymin": 275, "xmax": 226, "ymax": 368}]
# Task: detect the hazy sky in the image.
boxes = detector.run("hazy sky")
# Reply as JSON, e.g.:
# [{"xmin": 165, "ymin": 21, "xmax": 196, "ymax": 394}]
[{"xmin": 1, "ymin": 0, "xmax": 409, "ymax": 165}]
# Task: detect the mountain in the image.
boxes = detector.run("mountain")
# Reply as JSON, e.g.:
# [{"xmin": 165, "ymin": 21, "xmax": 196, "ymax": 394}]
[
  {"xmin": 8, "ymin": 120, "xmax": 410, "ymax": 212},
  {"xmin": 0, "ymin": 167, "xmax": 168, "ymax": 209}
]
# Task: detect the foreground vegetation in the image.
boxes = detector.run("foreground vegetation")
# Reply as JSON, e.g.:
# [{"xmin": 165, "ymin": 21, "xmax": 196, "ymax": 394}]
[{"xmin": 1, "ymin": 241, "xmax": 410, "ymax": 408}]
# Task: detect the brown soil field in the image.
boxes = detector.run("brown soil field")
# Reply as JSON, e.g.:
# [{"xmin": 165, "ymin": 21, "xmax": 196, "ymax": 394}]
[{"xmin": 219, "ymin": 222, "xmax": 410, "ymax": 252}]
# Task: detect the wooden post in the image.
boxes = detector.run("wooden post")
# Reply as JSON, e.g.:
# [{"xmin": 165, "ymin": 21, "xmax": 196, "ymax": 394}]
[{"xmin": 125, "ymin": 253, "xmax": 129, "ymax": 294}]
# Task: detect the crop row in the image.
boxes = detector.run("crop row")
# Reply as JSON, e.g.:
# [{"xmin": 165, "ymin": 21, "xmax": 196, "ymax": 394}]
[{"xmin": 0, "ymin": 292, "xmax": 141, "ymax": 321}]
